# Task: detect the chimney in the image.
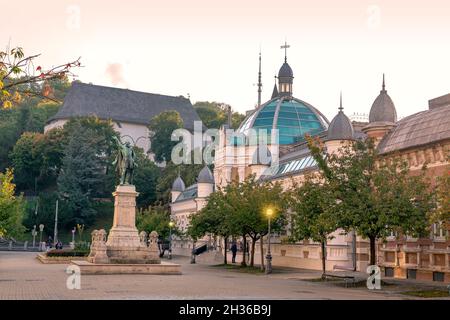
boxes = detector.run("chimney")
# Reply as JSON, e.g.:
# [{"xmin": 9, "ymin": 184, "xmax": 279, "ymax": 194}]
[{"xmin": 428, "ymin": 93, "xmax": 450, "ymax": 110}]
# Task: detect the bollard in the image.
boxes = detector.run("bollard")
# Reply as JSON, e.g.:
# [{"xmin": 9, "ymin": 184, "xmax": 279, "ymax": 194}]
[
  {"xmin": 24, "ymin": 241, "xmax": 28, "ymax": 251},
  {"xmin": 8, "ymin": 241, "xmax": 12, "ymax": 250}
]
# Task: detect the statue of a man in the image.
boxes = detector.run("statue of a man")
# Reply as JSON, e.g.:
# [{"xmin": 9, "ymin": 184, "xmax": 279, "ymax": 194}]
[{"xmin": 112, "ymin": 136, "xmax": 137, "ymax": 185}]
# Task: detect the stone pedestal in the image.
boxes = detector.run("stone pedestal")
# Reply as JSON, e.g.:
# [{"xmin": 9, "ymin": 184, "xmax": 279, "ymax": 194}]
[{"xmin": 105, "ymin": 185, "xmax": 160, "ymax": 264}]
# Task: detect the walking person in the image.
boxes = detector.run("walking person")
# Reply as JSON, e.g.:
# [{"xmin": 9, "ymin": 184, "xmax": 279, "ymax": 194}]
[{"xmin": 231, "ymin": 242, "xmax": 238, "ymax": 263}]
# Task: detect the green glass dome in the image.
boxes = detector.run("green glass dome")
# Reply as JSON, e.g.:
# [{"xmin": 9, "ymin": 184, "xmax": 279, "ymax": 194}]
[{"xmin": 238, "ymin": 97, "xmax": 329, "ymax": 145}]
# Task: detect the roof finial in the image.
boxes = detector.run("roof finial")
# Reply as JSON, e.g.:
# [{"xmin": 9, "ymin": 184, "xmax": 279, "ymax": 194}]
[
  {"xmin": 339, "ymin": 91, "xmax": 343, "ymax": 112},
  {"xmin": 382, "ymin": 73, "xmax": 386, "ymax": 92},
  {"xmin": 257, "ymin": 48, "xmax": 262, "ymax": 108},
  {"xmin": 281, "ymin": 40, "xmax": 290, "ymax": 63}
]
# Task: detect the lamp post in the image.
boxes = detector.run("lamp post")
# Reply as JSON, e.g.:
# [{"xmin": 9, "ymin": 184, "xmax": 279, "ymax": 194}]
[
  {"xmin": 31, "ymin": 225, "xmax": 37, "ymax": 248},
  {"xmin": 71, "ymin": 227, "xmax": 76, "ymax": 249},
  {"xmin": 39, "ymin": 224, "xmax": 44, "ymax": 251},
  {"xmin": 265, "ymin": 208, "xmax": 273, "ymax": 274},
  {"xmin": 53, "ymin": 199, "xmax": 59, "ymax": 247},
  {"xmin": 168, "ymin": 221, "xmax": 175, "ymax": 260}
]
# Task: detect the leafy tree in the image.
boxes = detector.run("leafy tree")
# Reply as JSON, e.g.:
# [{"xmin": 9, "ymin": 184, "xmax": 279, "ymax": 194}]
[
  {"xmin": 230, "ymin": 176, "xmax": 286, "ymax": 268},
  {"xmin": 0, "ymin": 169, "xmax": 26, "ymax": 238},
  {"xmin": 133, "ymin": 147, "xmax": 161, "ymax": 208},
  {"xmin": 188, "ymin": 188, "xmax": 240, "ymax": 264},
  {"xmin": 57, "ymin": 127, "xmax": 106, "ymax": 227},
  {"xmin": 193, "ymin": 101, "xmax": 245, "ymax": 129},
  {"xmin": 148, "ymin": 111, "xmax": 184, "ymax": 163},
  {"xmin": 307, "ymin": 136, "xmax": 435, "ymax": 265},
  {"xmin": 288, "ymin": 175, "xmax": 338, "ymax": 277},
  {"xmin": 24, "ymin": 101, "xmax": 60, "ymax": 133},
  {"xmin": 136, "ymin": 205, "xmax": 176, "ymax": 240},
  {"xmin": 9, "ymin": 132, "xmax": 44, "ymax": 191},
  {"xmin": 431, "ymin": 167, "xmax": 450, "ymax": 230},
  {"xmin": 0, "ymin": 45, "xmax": 80, "ymax": 108},
  {"xmin": 189, "ymin": 176, "xmax": 286, "ymax": 268}
]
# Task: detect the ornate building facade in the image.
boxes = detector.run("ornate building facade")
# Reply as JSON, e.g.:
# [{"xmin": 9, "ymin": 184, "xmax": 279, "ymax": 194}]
[{"xmin": 170, "ymin": 51, "xmax": 450, "ymax": 281}]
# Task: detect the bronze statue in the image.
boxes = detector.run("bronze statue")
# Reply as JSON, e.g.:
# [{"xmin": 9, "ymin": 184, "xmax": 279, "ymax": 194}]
[{"xmin": 112, "ymin": 136, "xmax": 137, "ymax": 185}]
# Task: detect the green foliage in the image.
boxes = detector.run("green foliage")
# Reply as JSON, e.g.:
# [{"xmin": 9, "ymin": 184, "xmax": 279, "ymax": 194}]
[
  {"xmin": 432, "ymin": 167, "xmax": 450, "ymax": 229},
  {"xmin": 0, "ymin": 78, "xmax": 70, "ymax": 173},
  {"xmin": 133, "ymin": 147, "xmax": 161, "ymax": 208},
  {"xmin": 0, "ymin": 169, "xmax": 26, "ymax": 238},
  {"xmin": 22, "ymin": 192, "xmax": 59, "ymax": 235},
  {"xmin": 9, "ymin": 132, "xmax": 44, "ymax": 190},
  {"xmin": 46, "ymin": 249, "xmax": 89, "ymax": 257},
  {"xmin": 193, "ymin": 101, "xmax": 245, "ymax": 129},
  {"xmin": 148, "ymin": 111, "xmax": 184, "ymax": 163},
  {"xmin": 307, "ymin": 136, "xmax": 435, "ymax": 265},
  {"xmin": 136, "ymin": 205, "xmax": 176, "ymax": 239},
  {"xmin": 190, "ymin": 175, "xmax": 286, "ymax": 266},
  {"xmin": 288, "ymin": 175, "xmax": 338, "ymax": 275},
  {"xmin": 57, "ymin": 122, "xmax": 112, "ymax": 227}
]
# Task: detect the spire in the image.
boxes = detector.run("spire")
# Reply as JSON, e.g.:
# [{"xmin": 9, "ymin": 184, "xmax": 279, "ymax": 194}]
[
  {"xmin": 227, "ymin": 105, "xmax": 232, "ymax": 127},
  {"xmin": 257, "ymin": 49, "xmax": 262, "ymax": 108},
  {"xmin": 271, "ymin": 76, "xmax": 279, "ymax": 99},
  {"xmin": 382, "ymin": 73, "xmax": 386, "ymax": 92},
  {"xmin": 339, "ymin": 91, "xmax": 343, "ymax": 112}
]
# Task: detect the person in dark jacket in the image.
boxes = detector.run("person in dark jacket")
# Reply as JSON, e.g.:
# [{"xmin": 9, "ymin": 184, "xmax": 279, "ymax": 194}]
[{"xmin": 231, "ymin": 242, "xmax": 238, "ymax": 263}]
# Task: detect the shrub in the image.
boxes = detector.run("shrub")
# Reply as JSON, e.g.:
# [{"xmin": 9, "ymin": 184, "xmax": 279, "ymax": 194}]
[{"xmin": 46, "ymin": 249, "xmax": 88, "ymax": 257}]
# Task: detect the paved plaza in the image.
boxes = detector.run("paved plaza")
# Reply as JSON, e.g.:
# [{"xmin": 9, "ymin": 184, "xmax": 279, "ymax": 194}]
[{"xmin": 0, "ymin": 251, "xmax": 446, "ymax": 300}]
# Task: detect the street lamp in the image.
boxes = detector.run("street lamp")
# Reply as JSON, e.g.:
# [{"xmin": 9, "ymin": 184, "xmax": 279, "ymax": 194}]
[
  {"xmin": 39, "ymin": 224, "xmax": 44, "ymax": 251},
  {"xmin": 31, "ymin": 225, "xmax": 37, "ymax": 248},
  {"xmin": 265, "ymin": 208, "xmax": 274, "ymax": 274},
  {"xmin": 71, "ymin": 227, "xmax": 76, "ymax": 249},
  {"xmin": 168, "ymin": 221, "xmax": 175, "ymax": 260}
]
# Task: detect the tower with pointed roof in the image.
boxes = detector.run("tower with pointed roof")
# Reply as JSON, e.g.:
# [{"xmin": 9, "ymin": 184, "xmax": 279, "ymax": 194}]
[
  {"xmin": 325, "ymin": 92, "xmax": 355, "ymax": 154},
  {"xmin": 278, "ymin": 41, "xmax": 294, "ymax": 97},
  {"xmin": 362, "ymin": 74, "xmax": 397, "ymax": 144},
  {"xmin": 171, "ymin": 174, "xmax": 185, "ymax": 203}
]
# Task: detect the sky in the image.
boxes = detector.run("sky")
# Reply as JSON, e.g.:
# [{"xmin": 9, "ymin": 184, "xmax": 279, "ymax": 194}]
[{"xmin": 2, "ymin": 0, "xmax": 450, "ymax": 121}]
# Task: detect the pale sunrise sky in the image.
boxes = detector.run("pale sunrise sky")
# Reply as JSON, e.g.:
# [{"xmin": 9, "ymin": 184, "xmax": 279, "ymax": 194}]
[{"xmin": 2, "ymin": 0, "xmax": 450, "ymax": 121}]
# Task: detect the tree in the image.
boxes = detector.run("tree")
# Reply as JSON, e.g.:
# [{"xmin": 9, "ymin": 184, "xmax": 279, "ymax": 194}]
[
  {"xmin": 188, "ymin": 188, "xmax": 240, "ymax": 264},
  {"xmin": 231, "ymin": 176, "xmax": 286, "ymax": 268},
  {"xmin": 190, "ymin": 176, "xmax": 286, "ymax": 268},
  {"xmin": 9, "ymin": 132, "xmax": 44, "ymax": 191},
  {"xmin": 148, "ymin": 111, "xmax": 184, "ymax": 163},
  {"xmin": 0, "ymin": 45, "xmax": 80, "ymax": 108},
  {"xmin": 136, "ymin": 205, "xmax": 176, "ymax": 240},
  {"xmin": 57, "ymin": 127, "xmax": 106, "ymax": 227},
  {"xmin": 0, "ymin": 169, "xmax": 26, "ymax": 238},
  {"xmin": 431, "ymin": 167, "xmax": 450, "ymax": 230},
  {"xmin": 133, "ymin": 147, "xmax": 161, "ymax": 208},
  {"xmin": 288, "ymin": 175, "xmax": 338, "ymax": 277},
  {"xmin": 193, "ymin": 101, "xmax": 245, "ymax": 129},
  {"xmin": 307, "ymin": 136, "xmax": 435, "ymax": 265}
]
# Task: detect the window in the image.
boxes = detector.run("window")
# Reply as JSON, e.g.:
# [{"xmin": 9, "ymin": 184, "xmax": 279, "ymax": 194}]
[
  {"xmin": 433, "ymin": 272, "xmax": 444, "ymax": 282},
  {"xmin": 407, "ymin": 269, "xmax": 417, "ymax": 279},
  {"xmin": 385, "ymin": 267, "xmax": 394, "ymax": 277}
]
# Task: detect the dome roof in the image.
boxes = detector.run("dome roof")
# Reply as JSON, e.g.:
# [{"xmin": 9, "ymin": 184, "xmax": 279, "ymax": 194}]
[
  {"xmin": 278, "ymin": 62, "xmax": 293, "ymax": 78},
  {"xmin": 238, "ymin": 96, "xmax": 329, "ymax": 145},
  {"xmin": 327, "ymin": 111, "xmax": 354, "ymax": 140},
  {"xmin": 172, "ymin": 176, "xmax": 186, "ymax": 192},
  {"xmin": 251, "ymin": 146, "xmax": 272, "ymax": 165},
  {"xmin": 197, "ymin": 166, "xmax": 214, "ymax": 184},
  {"xmin": 369, "ymin": 76, "xmax": 397, "ymax": 123}
]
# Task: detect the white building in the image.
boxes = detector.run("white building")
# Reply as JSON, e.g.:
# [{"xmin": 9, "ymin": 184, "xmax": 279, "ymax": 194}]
[{"xmin": 44, "ymin": 82, "xmax": 202, "ymax": 156}]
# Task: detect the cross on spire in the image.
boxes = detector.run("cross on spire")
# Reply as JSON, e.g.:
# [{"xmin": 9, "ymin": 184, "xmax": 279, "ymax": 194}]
[
  {"xmin": 281, "ymin": 41, "xmax": 290, "ymax": 62},
  {"xmin": 339, "ymin": 91, "xmax": 343, "ymax": 112}
]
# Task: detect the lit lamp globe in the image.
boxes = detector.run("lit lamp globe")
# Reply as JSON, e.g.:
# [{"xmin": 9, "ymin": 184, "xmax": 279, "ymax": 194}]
[{"xmin": 265, "ymin": 207, "xmax": 274, "ymax": 274}]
